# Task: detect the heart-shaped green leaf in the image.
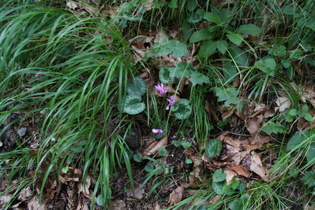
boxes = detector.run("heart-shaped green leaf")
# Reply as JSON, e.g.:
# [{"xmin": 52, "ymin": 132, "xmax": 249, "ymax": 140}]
[
  {"xmin": 205, "ymin": 138, "xmax": 222, "ymax": 158},
  {"xmin": 122, "ymin": 94, "xmax": 145, "ymax": 115},
  {"xmin": 127, "ymin": 76, "xmax": 147, "ymax": 96}
]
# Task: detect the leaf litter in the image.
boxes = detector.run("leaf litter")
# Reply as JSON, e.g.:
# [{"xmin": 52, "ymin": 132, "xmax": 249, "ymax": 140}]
[{"xmin": 1, "ymin": 1, "xmax": 315, "ymax": 209}]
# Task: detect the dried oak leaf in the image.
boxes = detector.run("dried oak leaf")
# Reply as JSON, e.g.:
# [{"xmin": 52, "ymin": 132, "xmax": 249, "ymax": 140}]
[
  {"xmin": 169, "ymin": 186, "xmax": 184, "ymax": 207},
  {"xmin": 249, "ymin": 152, "xmax": 268, "ymax": 182},
  {"xmin": 232, "ymin": 165, "xmax": 250, "ymax": 178}
]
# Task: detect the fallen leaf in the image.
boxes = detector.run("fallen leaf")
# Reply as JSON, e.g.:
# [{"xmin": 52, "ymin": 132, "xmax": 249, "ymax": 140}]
[
  {"xmin": 232, "ymin": 165, "xmax": 250, "ymax": 178},
  {"xmin": 27, "ymin": 196, "xmax": 47, "ymax": 210},
  {"xmin": 169, "ymin": 186, "xmax": 184, "ymax": 206},
  {"xmin": 276, "ymin": 96, "xmax": 291, "ymax": 112},
  {"xmin": 246, "ymin": 118, "xmax": 261, "ymax": 134},
  {"xmin": 225, "ymin": 170, "xmax": 237, "ymax": 184},
  {"xmin": 143, "ymin": 136, "xmax": 168, "ymax": 156},
  {"xmin": 249, "ymin": 152, "xmax": 268, "ymax": 182},
  {"xmin": 18, "ymin": 186, "xmax": 33, "ymax": 201}
]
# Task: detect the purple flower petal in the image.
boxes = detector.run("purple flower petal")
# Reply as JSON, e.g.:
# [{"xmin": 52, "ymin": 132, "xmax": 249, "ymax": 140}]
[
  {"xmin": 152, "ymin": 129, "xmax": 164, "ymax": 134},
  {"xmin": 166, "ymin": 95, "xmax": 176, "ymax": 110},
  {"xmin": 154, "ymin": 83, "xmax": 169, "ymax": 95}
]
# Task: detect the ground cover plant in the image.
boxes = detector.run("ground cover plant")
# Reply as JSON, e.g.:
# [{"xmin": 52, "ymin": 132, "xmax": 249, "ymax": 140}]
[{"xmin": 0, "ymin": 0, "xmax": 315, "ymax": 209}]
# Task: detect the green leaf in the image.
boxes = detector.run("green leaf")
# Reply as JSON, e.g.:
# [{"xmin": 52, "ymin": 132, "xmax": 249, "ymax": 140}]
[
  {"xmin": 226, "ymin": 33, "xmax": 244, "ymax": 46},
  {"xmin": 303, "ymin": 113, "xmax": 313, "ymax": 122},
  {"xmin": 159, "ymin": 66, "xmax": 172, "ymax": 83},
  {"xmin": 286, "ymin": 131, "xmax": 311, "ymax": 151},
  {"xmin": 301, "ymin": 171, "xmax": 315, "ymax": 187},
  {"xmin": 172, "ymin": 99, "xmax": 192, "ymax": 120},
  {"xmin": 188, "ymin": 71, "xmax": 210, "ymax": 86},
  {"xmin": 229, "ymin": 45, "xmax": 249, "ymax": 66},
  {"xmin": 152, "ymin": 39, "xmax": 189, "ymax": 59},
  {"xmin": 255, "ymin": 57, "xmax": 276, "ymax": 76},
  {"xmin": 269, "ymin": 45, "xmax": 287, "ymax": 56},
  {"xmin": 185, "ymin": 158, "xmax": 193, "ymax": 164},
  {"xmin": 144, "ymin": 162, "xmax": 155, "ymax": 172},
  {"xmin": 187, "ymin": 9, "xmax": 205, "ymax": 23},
  {"xmin": 237, "ymin": 24, "xmax": 262, "ymax": 35},
  {"xmin": 172, "ymin": 41, "xmax": 190, "ymax": 59},
  {"xmin": 127, "ymin": 76, "xmax": 147, "ymax": 96},
  {"xmin": 62, "ymin": 166, "xmax": 69, "ymax": 173},
  {"xmin": 212, "ymin": 181, "xmax": 227, "ymax": 195},
  {"xmin": 123, "ymin": 94, "xmax": 146, "ymax": 115},
  {"xmin": 306, "ymin": 143, "xmax": 315, "ymax": 164},
  {"xmin": 158, "ymin": 148, "xmax": 168, "ymax": 156},
  {"xmin": 213, "ymin": 169, "xmax": 226, "ymax": 182},
  {"xmin": 262, "ymin": 121, "xmax": 287, "ymax": 135},
  {"xmin": 281, "ymin": 59, "xmax": 291, "ymax": 68},
  {"xmin": 213, "ymin": 87, "xmax": 240, "ymax": 107},
  {"xmin": 189, "ymin": 28, "xmax": 214, "ymax": 43},
  {"xmin": 205, "ymin": 139, "xmax": 222, "ymax": 158},
  {"xmin": 199, "ymin": 40, "xmax": 217, "ymax": 58},
  {"xmin": 133, "ymin": 153, "xmax": 143, "ymax": 162},
  {"xmin": 216, "ymin": 40, "xmax": 228, "ymax": 54},
  {"xmin": 203, "ymin": 12, "xmax": 222, "ymax": 24},
  {"xmin": 186, "ymin": 0, "xmax": 198, "ymax": 11},
  {"xmin": 223, "ymin": 61, "xmax": 237, "ymax": 81}
]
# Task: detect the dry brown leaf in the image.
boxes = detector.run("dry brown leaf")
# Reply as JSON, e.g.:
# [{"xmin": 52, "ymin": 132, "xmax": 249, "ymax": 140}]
[
  {"xmin": 249, "ymin": 152, "xmax": 268, "ymax": 182},
  {"xmin": 78, "ymin": 175, "xmax": 92, "ymax": 195},
  {"xmin": 143, "ymin": 136, "xmax": 168, "ymax": 156},
  {"xmin": 276, "ymin": 96, "xmax": 291, "ymax": 112},
  {"xmin": 246, "ymin": 118, "xmax": 261, "ymax": 134},
  {"xmin": 249, "ymin": 134, "xmax": 271, "ymax": 145},
  {"xmin": 27, "ymin": 196, "xmax": 47, "ymax": 210},
  {"xmin": 232, "ymin": 165, "xmax": 250, "ymax": 178},
  {"xmin": 225, "ymin": 170, "xmax": 237, "ymax": 185},
  {"xmin": 169, "ymin": 186, "xmax": 184, "ymax": 207},
  {"xmin": 17, "ymin": 186, "xmax": 33, "ymax": 201},
  {"xmin": 110, "ymin": 200, "xmax": 126, "ymax": 210},
  {"xmin": 222, "ymin": 109, "xmax": 234, "ymax": 120}
]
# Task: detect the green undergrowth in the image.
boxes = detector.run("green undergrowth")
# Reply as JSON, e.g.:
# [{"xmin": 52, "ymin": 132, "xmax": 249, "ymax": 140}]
[{"xmin": 0, "ymin": 0, "xmax": 315, "ymax": 209}]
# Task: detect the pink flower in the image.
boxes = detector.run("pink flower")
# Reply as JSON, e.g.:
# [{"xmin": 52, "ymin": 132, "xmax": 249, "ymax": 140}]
[
  {"xmin": 152, "ymin": 129, "xmax": 164, "ymax": 134},
  {"xmin": 154, "ymin": 83, "xmax": 169, "ymax": 95},
  {"xmin": 166, "ymin": 95, "xmax": 176, "ymax": 110}
]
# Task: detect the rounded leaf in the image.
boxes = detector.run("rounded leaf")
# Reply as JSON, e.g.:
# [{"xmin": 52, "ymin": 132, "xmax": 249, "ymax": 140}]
[
  {"xmin": 123, "ymin": 94, "xmax": 145, "ymax": 115},
  {"xmin": 159, "ymin": 66, "xmax": 172, "ymax": 83},
  {"xmin": 127, "ymin": 76, "xmax": 147, "ymax": 96},
  {"xmin": 205, "ymin": 139, "xmax": 222, "ymax": 158},
  {"xmin": 172, "ymin": 99, "xmax": 192, "ymax": 120}
]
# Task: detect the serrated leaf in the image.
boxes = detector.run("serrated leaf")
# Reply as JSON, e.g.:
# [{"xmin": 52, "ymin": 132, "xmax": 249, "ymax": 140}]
[
  {"xmin": 123, "ymin": 94, "xmax": 145, "ymax": 115},
  {"xmin": 255, "ymin": 57, "xmax": 276, "ymax": 76},
  {"xmin": 189, "ymin": 28, "xmax": 213, "ymax": 43},
  {"xmin": 213, "ymin": 169, "xmax": 226, "ymax": 182},
  {"xmin": 172, "ymin": 99, "xmax": 192, "ymax": 120},
  {"xmin": 188, "ymin": 71, "xmax": 210, "ymax": 86},
  {"xmin": 153, "ymin": 39, "xmax": 189, "ymax": 59},
  {"xmin": 216, "ymin": 40, "xmax": 228, "ymax": 54},
  {"xmin": 205, "ymin": 139, "xmax": 222, "ymax": 158},
  {"xmin": 198, "ymin": 40, "xmax": 217, "ymax": 58},
  {"xmin": 237, "ymin": 24, "xmax": 262, "ymax": 35},
  {"xmin": 127, "ymin": 76, "xmax": 147, "ymax": 96},
  {"xmin": 213, "ymin": 87, "xmax": 240, "ymax": 107},
  {"xmin": 262, "ymin": 122, "xmax": 287, "ymax": 135},
  {"xmin": 226, "ymin": 33, "xmax": 244, "ymax": 46},
  {"xmin": 203, "ymin": 12, "xmax": 222, "ymax": 24}
]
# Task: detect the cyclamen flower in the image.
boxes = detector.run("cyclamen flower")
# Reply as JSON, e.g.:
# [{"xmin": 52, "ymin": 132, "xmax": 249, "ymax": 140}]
[
  {"xmin": 152, "ymin": 129, "xmax": 164, "ymax": 134},
  {"xmin": 166, "ymin": 95, "xmax": 176, "ymax": 110},
  {"xmin": 38, "ymin": 70, "xmax": 44, "ymax": 78},
  {"xmin": 154, "ymin": 83, "xmax": 169, "ymax": 95}
]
